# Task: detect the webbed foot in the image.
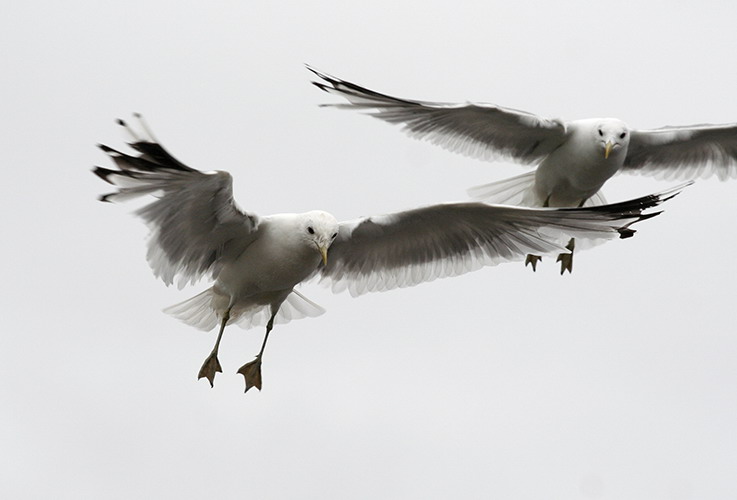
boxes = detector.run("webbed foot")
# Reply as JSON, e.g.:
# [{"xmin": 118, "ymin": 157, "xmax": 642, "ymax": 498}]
[
  {"xmin": 556, "ymin": 253, "xmax": 573, "ymax": 274},
  {"xmin": 556, "ymin": 238, "xmax": 576, "ymax": 275},
  {"xmin": 237, "ymin": 356, "xmax": 263, "ymax": 393},
  {"xmin": 198, "ymin": 352, "xmax": 222, "ymax": 388},
  {"xmin": 525, "ymin": 254, "xmax": 542, "ymax": 272}
]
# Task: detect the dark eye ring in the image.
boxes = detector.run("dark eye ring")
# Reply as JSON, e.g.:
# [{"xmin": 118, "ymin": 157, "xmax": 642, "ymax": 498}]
[
  {"xmin": 307, "ymin": 226, "xmax": 314, "ymax": 234},
  {"xmin": 332, "ymin": 233, "xmax": 338, "ymax": 239},
  {"xmin": 598, "ymin": 129, "xmax": 603, "ymax": 136},
  {"xmin": 620, "ymin": 132, "xmax": 626, "ymax": 139}
]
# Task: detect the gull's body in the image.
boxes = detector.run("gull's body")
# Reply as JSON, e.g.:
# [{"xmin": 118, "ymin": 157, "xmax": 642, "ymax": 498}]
[
  {"xmin": 95, "ymin": 115, "xmax": 685, "ymax": 393},
  {"xmin": 211, "ymin": 212, "xmax": 334, "ymax": 312},
  {"xmin": 310, "ymin": 66, "xmax": 736, "ymax": 270},
  {"xmin": 533, "ymin": 118, "xmax": 627, "ymax": 207}
]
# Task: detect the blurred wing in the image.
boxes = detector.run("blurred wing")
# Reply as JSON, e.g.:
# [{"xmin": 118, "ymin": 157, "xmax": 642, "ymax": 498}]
[
  {"xmin": 308, "ymin": 66, "xmax": 567, "ymax": 165},
  {"xmin": 94, "ymin": 115, "xmax": 261, "ymax": 288},
  {"xmin": 624, "ymin": 124, "xmax": 737, "ymax": 180},
  {"xmin": 319, "ymin": 184, "xmax": 688, "ymax": 296}
]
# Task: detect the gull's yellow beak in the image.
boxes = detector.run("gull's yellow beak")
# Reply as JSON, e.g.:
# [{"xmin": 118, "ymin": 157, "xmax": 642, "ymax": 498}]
[
  {"xmin": 318, "ymin": 245, "xmax": 329, "ymax": 266},
  {"xmin": 604, "ymin": 140, "xmax": 614, "ymax": 159}
]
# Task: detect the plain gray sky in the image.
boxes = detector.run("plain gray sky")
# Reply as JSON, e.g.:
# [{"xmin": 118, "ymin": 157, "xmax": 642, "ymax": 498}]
[{"xmin": 2, "ymin": 1, "xmax": 736, "ymax": 498}]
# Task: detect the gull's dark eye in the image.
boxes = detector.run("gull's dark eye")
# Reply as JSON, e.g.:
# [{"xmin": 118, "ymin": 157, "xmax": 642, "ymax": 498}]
[
  {"xmin": 307, "ymin": 226, "xmax": 315, "ymax": 234},
  {"xmin": 598, "ymin": 129, "xmax": 603, "ymax": 136},
  {"xmin": 620, "ymin": 132, "xmax": 626, "ymax": 139},
  {"xmin": 332, "ymin": 232, "xmax": 338, "ymax": 239}
]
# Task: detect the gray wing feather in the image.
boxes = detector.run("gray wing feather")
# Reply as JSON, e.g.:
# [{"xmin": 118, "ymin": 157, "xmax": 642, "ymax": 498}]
[
  {"xmin": 308, "ymin": 66, "xmax": 567, "ymax": 165},
  {"xmin": 94, "ymin": 116, "xmax": 260, "ymax": 288},
  {"xmin": 624, "ymin": 124, "xmax": 737, "ymax": 180},
  {"xmin": 319, "ymin": 185, "xmax": 687, "ymax": 296}
]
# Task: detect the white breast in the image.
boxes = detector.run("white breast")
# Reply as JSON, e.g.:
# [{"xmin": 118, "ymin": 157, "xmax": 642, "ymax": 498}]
[
  {"xmin": 215, "ymin": 217, "xmax": 321, "ymax": 300},
  {"xmin": 533, "ymin": 119, "xmax": 628, "ymax": 206}
]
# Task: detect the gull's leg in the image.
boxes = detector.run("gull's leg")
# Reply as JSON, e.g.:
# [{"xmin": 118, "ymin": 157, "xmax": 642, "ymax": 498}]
[
  {"xmin": 556, "ymin": 238, "xmax": 575, "ymax": 275},
  {"xmin": 556, "ymin": 198, "xmax": 586, "ymax": 275},
  {"xmin": 525, "ymin": 194, "xmax": 552, "ymax": 271},
  {"xmin": 198, "ymin": 309, "xmax": 230, "ymax": 388},
  {"xmin": 237, "ymin": 312, "xmax": 277, "ymax": 393}
]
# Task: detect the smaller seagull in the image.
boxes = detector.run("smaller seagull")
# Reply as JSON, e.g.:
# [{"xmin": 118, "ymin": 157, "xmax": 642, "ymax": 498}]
[
  {"xmin": 94, "ymin": 115, "xmax": 686, "ymax": 393},
  {"xmin": 309, "ymin": 65, "xmax": 737, "ymax": 272}
]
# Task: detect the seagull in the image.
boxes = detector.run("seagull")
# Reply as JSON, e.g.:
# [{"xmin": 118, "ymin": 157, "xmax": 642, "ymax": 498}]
[
  {"xmin": 94, "ymin": 114, "xmax": 686, "ymax": 393},
  {"xmin": 308, "ymin": 65, "xmax": 737, "ymax": 272}
]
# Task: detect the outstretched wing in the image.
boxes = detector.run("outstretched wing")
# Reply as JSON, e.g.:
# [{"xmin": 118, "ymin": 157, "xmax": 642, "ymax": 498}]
[
  {"xmin": 319, "ymin": 184, "xmax": 689, "ymax": 296},
  {"xmin": 308, "ymin": 65, "xmax": 567, "ymax": 165},
  {"xmin": 624, "ymin": 124, "xmax": 737, "ymax": 180},
  {"xmin": 94, "ymin": 115, "xmax": 261, "ymax": 288}
]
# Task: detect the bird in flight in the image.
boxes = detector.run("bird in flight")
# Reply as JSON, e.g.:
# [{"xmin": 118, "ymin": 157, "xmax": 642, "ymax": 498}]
[
  {"xmin": 309, "ymin": 65, "xmax": 735, "ymax": 272},
  {"xmin": 94, "ymin": 114, "xmax": 686, "ymax": 393}
]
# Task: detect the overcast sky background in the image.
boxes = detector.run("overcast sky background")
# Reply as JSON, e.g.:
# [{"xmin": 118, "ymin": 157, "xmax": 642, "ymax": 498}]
[{"xmin": 2, "ymin": 1, "xmax": 737, "ymax": 498}]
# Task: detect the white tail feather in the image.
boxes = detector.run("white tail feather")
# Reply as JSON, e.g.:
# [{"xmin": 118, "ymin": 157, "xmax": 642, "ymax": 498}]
[
  {"xmin": 163, "ymin": 288, "xmax": 218, "ymax": 331},
  {"xmin": 163, "ymin": 287, "xmax": 325, "ymax": 332},
  {"xmin": 467, "ymin": 171, "xmax": 608, "ymax": 208},
  {"xmin": 467, "ymin": 172, "xmax": 540, "ymax": 207}
]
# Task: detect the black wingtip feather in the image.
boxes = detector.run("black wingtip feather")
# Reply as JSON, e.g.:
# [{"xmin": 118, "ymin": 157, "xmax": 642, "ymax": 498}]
[
  {"xmin": 305, "ymin": 64, "xmax": 332, "ymax": 82},
  {"xmin": 617, "ymin": 210, "xmax": 663, "ymax": 239},
  {"xmin": 637, "ymin": 210, "xmax": 663, "ymax": 223},
  {"xmin": 659, "ymin": 191, "xmax": 684, "ymax": 204},
  {"xmin": 92, "ymin": 166, "xmax": 116, "ymax": 183},
  {"xmin": 306, "ymin": 65, "xmax": 356, "ymax": 93},
  {"xmin": 311, "ymin": 81, "xmax": 330, "ymax": 93},
  {"xmin": 98, "ymin": 116, "xmax": 199, "ymax": 173},
  {"xmin": 307, "ymin": 67, "xmax": 426, "ymax": 108},
  {"xmin": 94, "ymin": 114, "xmax": 206, "ymax": 205}
]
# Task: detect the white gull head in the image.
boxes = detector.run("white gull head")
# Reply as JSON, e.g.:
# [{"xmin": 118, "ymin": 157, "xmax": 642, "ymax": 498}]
[
  {"xmin": 299, "ymin": 210, "xmax": 340, "ymax": 265},
  {"xmin": 591, "ymin": 118, "xmax": 630, "ymax": 160}
]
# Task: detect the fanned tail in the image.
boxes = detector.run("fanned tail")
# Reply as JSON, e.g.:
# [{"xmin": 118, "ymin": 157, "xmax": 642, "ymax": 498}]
[
  {"xmin": 163, "ymin": 287, "xmax": 325, "ymax": 332},
  {"xmin": 164, "ymin": 288, "xmax": 219, "ymax": 331},
  {"xmin": 467, "ymin": 171, "xmax": 608, "ymax": 208},
  {"xmin": 467, "ymin": 171, "xmax": 539, "ymax": 207}
]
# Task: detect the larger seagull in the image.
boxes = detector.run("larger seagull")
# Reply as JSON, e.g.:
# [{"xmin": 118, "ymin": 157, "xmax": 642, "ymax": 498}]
[
  {"xmin": 94, "ymin": 115, "xmax": 686, "ymax": 393},
  {"xmin": 309, "ymin": 66, "xmax": 737, "ymax": 272}
]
